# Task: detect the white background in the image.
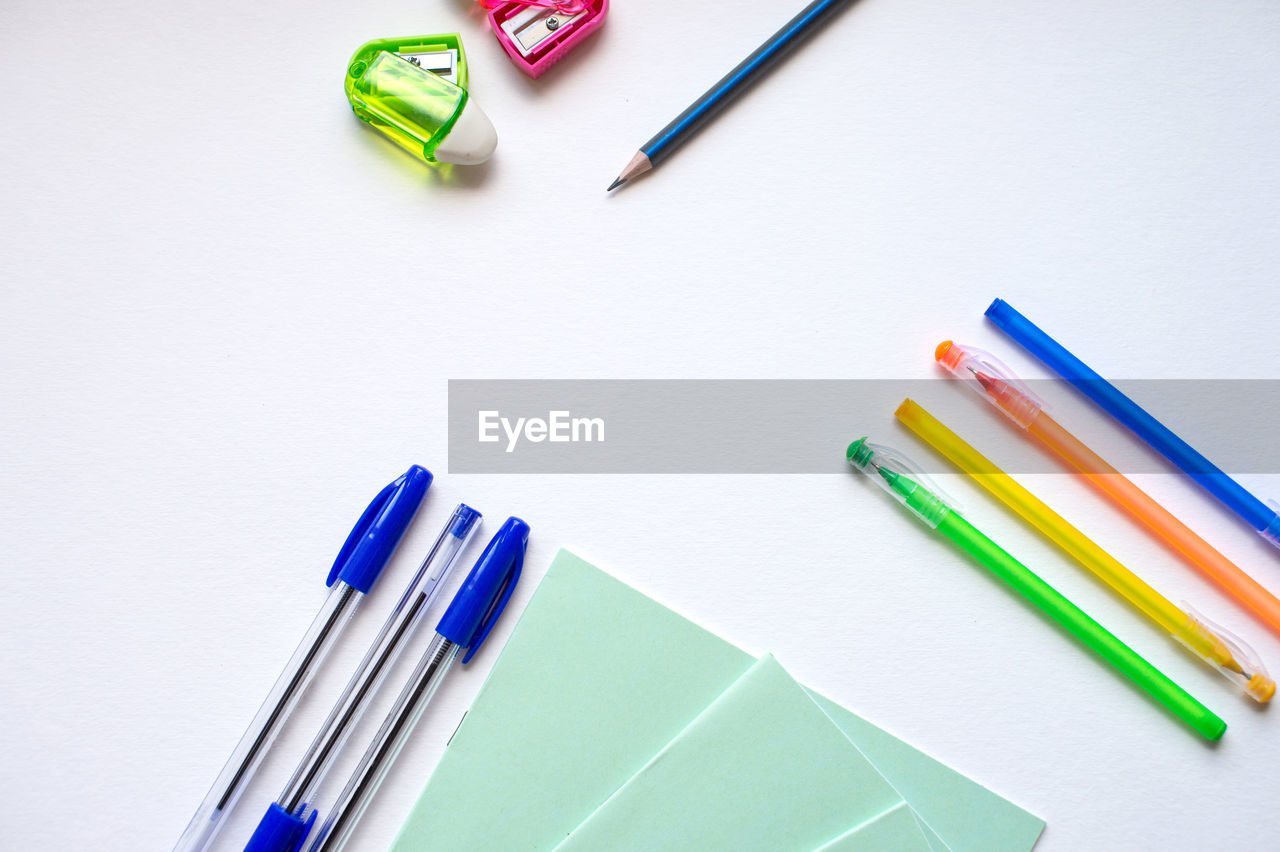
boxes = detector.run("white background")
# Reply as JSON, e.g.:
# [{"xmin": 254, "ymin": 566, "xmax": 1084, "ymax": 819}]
[{"xmin": 2, "ymin": 0, "xmax": 1279, "ymax": 849}]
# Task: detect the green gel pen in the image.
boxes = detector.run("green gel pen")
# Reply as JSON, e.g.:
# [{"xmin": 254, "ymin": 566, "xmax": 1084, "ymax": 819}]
[{"xmin": 847, "ymin": 438, "xmax": 1226, "ymax": 741}]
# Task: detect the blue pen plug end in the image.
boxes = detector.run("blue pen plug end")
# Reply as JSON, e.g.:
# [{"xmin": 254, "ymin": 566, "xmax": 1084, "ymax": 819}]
[
  {"xmin": 452, "ymin": 504, "xmax": 482, "ymax": 538},
  {"xmin": 244, "ymin": 803, "xmax": 317, "ymax": 852}
]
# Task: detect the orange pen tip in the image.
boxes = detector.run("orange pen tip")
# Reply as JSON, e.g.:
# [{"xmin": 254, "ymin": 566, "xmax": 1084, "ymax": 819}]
[{"xmin": 934, "ymin": 340, "xmax": 956, "ymax": 364}]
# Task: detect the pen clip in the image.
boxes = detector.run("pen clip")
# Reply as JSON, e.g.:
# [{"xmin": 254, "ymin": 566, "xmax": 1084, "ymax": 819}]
[
  {"xmin": 461, "ymin": 526, "xmax": 525, "ymax": 664},
  {"xmin": 326, "ymin": 465, "xmax": 433, "ymax": 592}
]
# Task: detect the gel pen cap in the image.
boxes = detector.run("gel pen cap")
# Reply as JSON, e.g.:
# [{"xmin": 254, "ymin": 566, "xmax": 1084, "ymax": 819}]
[
  {"xmin": 307, "ymin": 517, "xmax": 529, "ymax": 852},
  {"xmin": 244, "ymin": 504, "xmax": 483, "ymax": 852},
  {"xmin": 174, "ymin": 466, "xmax": 431, "ymax": 852}
]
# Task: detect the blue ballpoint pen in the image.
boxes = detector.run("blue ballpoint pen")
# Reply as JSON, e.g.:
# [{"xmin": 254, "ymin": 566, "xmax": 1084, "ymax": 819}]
[
  {"xmin": 242, "ymin": 504, "xmax": 482, "ymax": 852},
  {"xmin": 305, "ymin": 516, "xmax": 530, "ymax": 852},
  {"xmin": 174, "ymin": 465, "xmax": 432, "ymax": 852},
  {"xmin": 986, "ymin": 298, "xmax": 1280, "ymax": 552}
]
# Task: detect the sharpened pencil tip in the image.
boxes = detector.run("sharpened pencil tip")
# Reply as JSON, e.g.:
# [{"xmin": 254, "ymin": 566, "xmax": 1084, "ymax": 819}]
[{"xmin": 607, "ymin": 177, "xmax": 625, "ymax": 192}]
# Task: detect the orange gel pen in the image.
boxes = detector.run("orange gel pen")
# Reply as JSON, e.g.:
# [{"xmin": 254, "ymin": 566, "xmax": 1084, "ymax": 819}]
[{"xmin": 936, "ymin": 340, "xmax": 1280, "ymax": 638}]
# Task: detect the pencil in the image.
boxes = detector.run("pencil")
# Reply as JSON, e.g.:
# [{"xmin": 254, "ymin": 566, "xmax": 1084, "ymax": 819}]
[{"xmin": 607, "ymin": 0, "xmax": 855, "ymax": 191}]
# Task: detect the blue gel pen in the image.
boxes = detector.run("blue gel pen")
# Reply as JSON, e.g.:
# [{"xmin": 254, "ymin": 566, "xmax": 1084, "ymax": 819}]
[
  {"xmin": 306, "ymin": 517, "xmax": 530, "ymax": 852},
  {"xmin": 243, "ymin": 504, "xmax": 482, "ymax": 852},
  {"xmin": 986, "ymin": 298, "xmax": 1280, "ymax": 552},
  {"xmin": 174, "ymin": 465, "xmax": 432, "ymax": 852}
]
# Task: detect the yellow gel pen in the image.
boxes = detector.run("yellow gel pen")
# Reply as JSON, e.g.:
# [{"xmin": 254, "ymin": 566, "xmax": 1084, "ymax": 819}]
[
  {"xmin": 896, "ymin": 398, "xmax": 1274, "ymax": 703},
  {"xmin": 847, "ymin": 436, "xmax": 1226, "ymax": 740}
]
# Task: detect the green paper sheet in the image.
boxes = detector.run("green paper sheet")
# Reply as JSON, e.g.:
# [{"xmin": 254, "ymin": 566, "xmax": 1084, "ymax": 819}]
[
  {"xmin": 553, "ymin": 654, "xmax": 926, "ymax": 852},
  {"xmin": 393, "ymin": 550, "xmax": 754, "ymax": 852},
  {"xmin": 392, "ymin": 550, "xmax": 1043, "ymax": 852},
  {"xmin": 817, "ymin": 802, "xmax": 934, "ymax": 851},
  {"xmin": 807, "ymin": 691, "xmax": 1042, "ymax": 852}
]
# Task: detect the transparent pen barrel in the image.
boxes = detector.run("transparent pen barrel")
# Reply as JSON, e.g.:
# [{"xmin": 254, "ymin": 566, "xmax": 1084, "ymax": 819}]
[
  {"xmin": 279, "ymin": 509, "xmax": 477, "ymax": 814},
  {"xmin": 308, "ymin": 634, "xmax": 461, "ymax": 852},
  {"xmin": 174, "ymin": 582, "xmax": 362, "ymax": 852}
]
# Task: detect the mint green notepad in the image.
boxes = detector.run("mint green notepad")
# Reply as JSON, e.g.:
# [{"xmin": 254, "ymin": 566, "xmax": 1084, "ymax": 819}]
[
  {"xmin": 553, "ymin": 655, "xmax": 927, "ymax": 851},
  {"xmin": 817, "ymin": 803, "xmax": 936, "ymax": 851},
  {"xmin": 392, "ymin": 550, "xmax": 1044, "ymax": 852},
  {"xmin": 806, "ymin": 691, "xmax": 1040, "ymax": 852}
]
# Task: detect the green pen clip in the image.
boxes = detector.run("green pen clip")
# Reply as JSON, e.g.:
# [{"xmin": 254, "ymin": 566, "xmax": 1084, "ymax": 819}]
[{"xmin": 344, "ymin": 34, "xmax": 498, "ymax": 166}]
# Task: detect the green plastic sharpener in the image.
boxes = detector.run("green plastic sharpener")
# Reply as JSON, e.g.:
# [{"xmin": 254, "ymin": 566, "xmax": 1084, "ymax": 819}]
[{"xmin": 344, "ymin": 34, "xmax": 497, "ymax": 166}]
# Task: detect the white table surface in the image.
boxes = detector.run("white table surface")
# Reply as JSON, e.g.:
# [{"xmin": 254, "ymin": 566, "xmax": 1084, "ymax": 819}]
[{"xmin": 3, "ymin": 0, "xmax": 1279, "ymax": 849}]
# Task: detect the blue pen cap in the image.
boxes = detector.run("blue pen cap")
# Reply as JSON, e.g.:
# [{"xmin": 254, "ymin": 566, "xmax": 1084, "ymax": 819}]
[
  {"xmin": 327, "ymin": 465, "xmax": 433, "ymax": 593},
  {"xmin": 436, "ymin": 516, "xmax": 528, "ymax": 663}
]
